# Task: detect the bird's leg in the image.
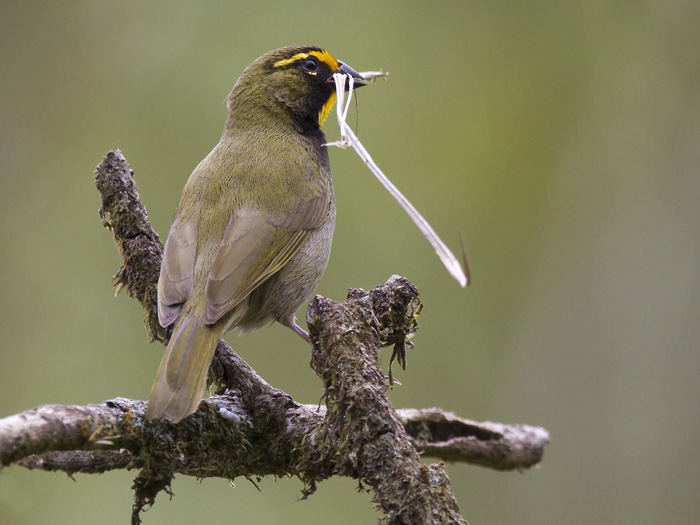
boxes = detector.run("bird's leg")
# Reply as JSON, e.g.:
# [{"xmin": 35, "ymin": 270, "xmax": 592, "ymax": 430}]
[{"xmin": 286, "ymin": 320, "xmax": 311, "ymax": 345}]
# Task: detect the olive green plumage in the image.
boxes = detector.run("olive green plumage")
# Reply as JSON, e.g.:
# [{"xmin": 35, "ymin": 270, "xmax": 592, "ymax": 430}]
[{"xmin": 145, "ymin": 46, "xmax": 365, "ymax": 422}]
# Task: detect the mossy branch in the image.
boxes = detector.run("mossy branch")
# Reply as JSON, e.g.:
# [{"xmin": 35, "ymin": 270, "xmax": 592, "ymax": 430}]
[{"xmin": 0, "ymin": 150, "xmax": 549, "ymax": 525}]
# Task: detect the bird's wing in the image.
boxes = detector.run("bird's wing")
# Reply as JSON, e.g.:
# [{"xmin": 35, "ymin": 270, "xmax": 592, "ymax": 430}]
[
  {"xmin": 203, "ymin": 180, "xmax": 331, "ymax": 325},
  {"xmin": 158, "ymin": 218, "xmax": 197, "ymax": 326}
]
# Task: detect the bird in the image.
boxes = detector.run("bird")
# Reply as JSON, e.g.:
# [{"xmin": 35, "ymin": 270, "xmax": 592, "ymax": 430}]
[{"xmin": 145, "ymin": 46, "xmax": 366, "ymax": 422}]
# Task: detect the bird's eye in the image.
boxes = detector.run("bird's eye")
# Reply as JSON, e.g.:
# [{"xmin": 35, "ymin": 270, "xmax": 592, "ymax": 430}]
[{"xmin": 301, "ymin": 58, "xmax": 319, "ymax": 73}]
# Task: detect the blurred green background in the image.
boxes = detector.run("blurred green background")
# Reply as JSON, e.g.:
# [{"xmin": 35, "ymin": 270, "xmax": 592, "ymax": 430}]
[{"xmin": 2, "ymin": 1, "xmax": 699, "ymax": 524}]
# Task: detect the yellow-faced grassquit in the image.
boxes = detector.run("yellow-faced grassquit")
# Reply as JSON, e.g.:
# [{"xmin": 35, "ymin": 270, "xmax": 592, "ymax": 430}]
[{"xmin": 145, "ymin": 46, "xmax": 366, "ymax": 422}]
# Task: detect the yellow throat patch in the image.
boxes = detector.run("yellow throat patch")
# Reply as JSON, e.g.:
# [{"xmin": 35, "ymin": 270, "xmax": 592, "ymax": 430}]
[{"xmin": 318, "ymin": 91, "xmax": 337, "ymax": 126}]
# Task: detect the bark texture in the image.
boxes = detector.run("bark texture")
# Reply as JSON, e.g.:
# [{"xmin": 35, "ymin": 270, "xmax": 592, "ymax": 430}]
[{"xmin": 0, "ymin": 150, "xmax": 550, "ymax": 524}]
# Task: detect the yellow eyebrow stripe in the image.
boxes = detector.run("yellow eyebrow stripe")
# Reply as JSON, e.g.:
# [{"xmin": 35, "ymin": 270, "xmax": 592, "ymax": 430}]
[
  {"xmin": 273, "ymin": 52, "xmax": 309, "ymax": 68},
  {"xmin": 309, "ymin": 50, "xmax": 339, "ymax": 70},
  {"xmin": 273, "ymin": 49, "xmax": 340, "ymax": 71}
]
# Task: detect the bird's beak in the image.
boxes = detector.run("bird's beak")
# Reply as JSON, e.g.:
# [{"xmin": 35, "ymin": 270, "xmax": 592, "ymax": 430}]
[{"xmin": 337, "ymin": 62, "xmax": 367, "ymax": 89}]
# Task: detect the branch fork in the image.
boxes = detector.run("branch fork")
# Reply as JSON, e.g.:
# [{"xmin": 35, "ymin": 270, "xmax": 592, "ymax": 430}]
[{"xmin": 0, "ymin": 151, "xmax": 549, "ymax": 524}]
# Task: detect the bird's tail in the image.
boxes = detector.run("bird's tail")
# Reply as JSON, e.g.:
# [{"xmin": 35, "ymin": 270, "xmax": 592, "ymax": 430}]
[{"xmin": 145, "ymin": 314, "xmax": 224, "ymax": 422}]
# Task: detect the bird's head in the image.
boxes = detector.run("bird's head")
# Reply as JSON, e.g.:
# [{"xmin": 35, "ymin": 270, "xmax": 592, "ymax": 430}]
[{"xmin": 226, "ymin": 46, "xmax": 366, "ymax": 133}]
